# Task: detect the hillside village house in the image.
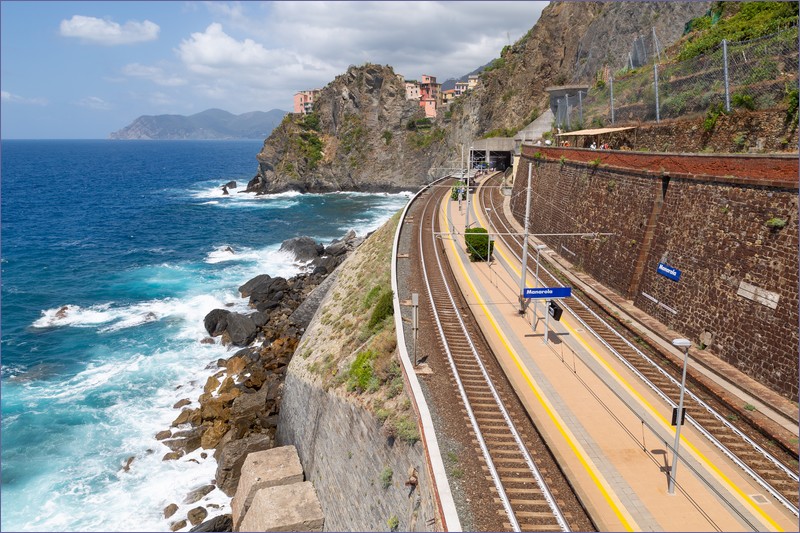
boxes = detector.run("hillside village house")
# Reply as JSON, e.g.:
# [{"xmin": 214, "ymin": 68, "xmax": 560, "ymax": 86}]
[
  {"xmin": 419, "ymin": 75, "xmax": 441, "ymax": 118},
  {"xmin": 293, "ymin": 89, "xmax": 321, "ymax": 115},
  {"xmin": 467, "ymin": 74, "xmax": 479, "ymax": 90},
  {"xmin": 454, "ymin": 81, "xmax": 468, "ymax": 96},
  {"xmin": 442, "ymin": 89, "xmax": 456, "ymax": 104}
]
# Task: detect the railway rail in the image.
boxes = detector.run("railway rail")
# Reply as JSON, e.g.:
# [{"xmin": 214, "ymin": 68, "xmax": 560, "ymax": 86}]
[
  {"xmin": 476, "ymin": 172, "xmax": 799, "ymax": 518},
  {"xmin": 403, "ymin": 179, "xmax": 595, "ymax": 532}
]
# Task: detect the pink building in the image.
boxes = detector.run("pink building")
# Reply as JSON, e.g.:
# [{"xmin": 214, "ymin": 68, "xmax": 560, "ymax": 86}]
[
  {"xmin": 293, "ymin": 89, "xmax": 321, "ymax": 115},
  {"xmin": 419, "ymin": 75, "xmax": 441, "ymax": 118}
]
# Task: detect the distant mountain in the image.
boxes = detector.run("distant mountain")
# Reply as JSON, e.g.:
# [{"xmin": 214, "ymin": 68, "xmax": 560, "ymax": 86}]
[
  {"xmin": 109, "ymin": 108, "xmax": 288, "ymax": 140},
  {"xmin": 440, "ymin": 61, "xmax": 492, "ymax": 91}
]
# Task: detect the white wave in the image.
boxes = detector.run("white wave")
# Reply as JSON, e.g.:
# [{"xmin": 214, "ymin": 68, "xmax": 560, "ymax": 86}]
[{"xmin": 32, "ymin": 303, "xmax": 116, "ymax": 328}]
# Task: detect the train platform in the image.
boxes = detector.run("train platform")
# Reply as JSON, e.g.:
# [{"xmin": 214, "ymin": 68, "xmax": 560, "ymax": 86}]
[{"xmin": 436, "ymin": 183, "xmax": 798, "ymax": 532}]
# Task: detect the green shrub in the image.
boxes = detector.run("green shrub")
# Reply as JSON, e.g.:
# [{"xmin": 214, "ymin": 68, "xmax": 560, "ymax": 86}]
[
  {"xmin": 731, "ymin": 92, "xmax": 756, "ymax": 110},
  {"xmin": 302, "ymin": 112, "xmax": 321, "ymax": 131},
  {"xmin": 395, "ymin": 415, "xmax": 420, "ymax": 443},
  {"xmin": 381, "ymin": 130, "xmax": 393, "ymax": 145},
  {"xmin": 766, "ymin": 217, "xmax": 787, "ymax": 229},
  {"xmin": 451, "ymin": 180, "xmax": 466, "ymax": 200},
  {"xmin": 363, "ymin": 285, "xmax": 382, "ymax": 309},
  {"xmin": 465, "ymin": 227, "xmax": 493, "ymax": 261},
  {"xmin": 380, "ymin": 467, "xmax": 393, "ymax": 489},
  {"xmin": 387, "ymin": 515, "xmax": 399, "ymax": 532},
  {"xmin": 368, "ymin": 290, "xmax": 394, "ymax": 329},
  {"xmin": 348, "ymin": 350, "xmax": 378, "ymax": 392},
  {"xmin": 703, "ymin": 102, "xmax": 726, "ymax": 132}
]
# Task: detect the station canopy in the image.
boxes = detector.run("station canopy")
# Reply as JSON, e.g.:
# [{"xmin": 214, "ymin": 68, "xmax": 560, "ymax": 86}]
[{"xmin": 555, "ymin": 126, "xmax": 636, "ymax": 137}]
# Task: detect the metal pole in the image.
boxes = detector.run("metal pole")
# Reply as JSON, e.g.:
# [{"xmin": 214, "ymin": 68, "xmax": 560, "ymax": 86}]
[
  {"xmin": 533, "ymin": 246, "xmax": 543, "ymax": 329},
  {"xmin": 544, "ymin": 299, "xmax": 550, "ymax": 345},
  {"xmin": 668, "ymin": 342, "xmax": 690, "ymax": 494},
  {"xmin": 654, "ymin": 63, "xmax": 660, "ymax": 123},
  {"xmin": 722, "ymin": 39, "xmax": 731, "ymax": 112},
  {"xmin": 565, "ymin": 93, "xmax": 571, "ymax": 130},
  {"xmin": 578, "ymin": 90, "xmax": 583, "ymax": 127},
  {"xmin": 518, "ymin": 162, "xmax": 532, "ymax": 314},
  {"xmin": 610, "ymin": 73, "xmax": 615, "ymax": 125},
  {"xmin": 465, "ymin": 144, "xmax": 472, "ymax": 228},
  {"xmin": 411, "ymin": 293, "xmax": 419, "ymax": 366}
]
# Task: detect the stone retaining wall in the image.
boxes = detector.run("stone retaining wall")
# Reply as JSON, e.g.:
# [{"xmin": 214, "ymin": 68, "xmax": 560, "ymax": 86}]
[{"xmin": 277, "ymin": 373, "xmax": 436, "ymax": 531}]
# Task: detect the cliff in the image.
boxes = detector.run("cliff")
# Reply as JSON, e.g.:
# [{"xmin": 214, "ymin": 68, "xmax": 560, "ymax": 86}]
[
  {"xmin": 110, "ymin": 108, "xmax": 287, "ymax": 140},
  {"xmin": 440, "ymin": 1, "xmax": 711, "ymax": 152},
  {"xmin": 247, "ymin": 64, "xmax": 439, "ymax": 194}
]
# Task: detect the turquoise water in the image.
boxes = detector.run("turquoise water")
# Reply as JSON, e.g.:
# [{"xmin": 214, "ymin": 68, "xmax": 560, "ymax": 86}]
[{"xmin": 1, "ymin": 140, "xmax": 411, "ymax": 531}]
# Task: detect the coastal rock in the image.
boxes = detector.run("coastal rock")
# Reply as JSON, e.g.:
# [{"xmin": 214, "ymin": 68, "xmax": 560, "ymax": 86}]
[
  {"xmin": 163, "ymin": 451, "xmax": 184, "ymax": 461},
  {"xmin": 187, "ymin": 506, "xmax": 208, "ymax": 526},
  {"xmin": 215, "ymin": 433, "xmax": 273, "ymax": 496},
  {"xmin": 200, "ymin": 337, "xmax": 215, "ymax": 345},
  {"xmin": 204, "ymin": 375, "xmax": 221, "ymax": 394},
  {"xmin": 173, "ymin": 398, "xmax": 192, "ymax": 409},
  {"xmin": 248, "ymin": 277, "xmax": 290, "ymax": 310},
  {"xmin": 224, "ymin": 181, "xmax": 237, "ymax": 189},
  {"xmin": 238, "ymin": 274, "xmax": 271, "ymax": 298},
  {"xmin": 170, "ymin": 519, "xmax": 187, "ymax": 531},
  {"xmin": 249, "ymin": 311, "xmax": 268, "ymax": 328},
  {"xmin": 204, "ymin": 309, "xmax": 231, "ymax": 337},
  {"xmin": 184, "ymin": 484, "xmax": 215, "ymax": 504},
  {"xmin": 201, "ymin": 419, "xmax": 230, "ymax": 449},
  {"xmin": 279, "ymin": 237, "xmax": 324, "ymax": 262},
  {"xmin": 155, "ymin": 429, "xmax": 172, "ymax": 441},
  {"xmin": 189, "ymin": 514, "xmax": 232, "ymax": 532},
  {"xmin": 164, "ymin": 503, "xmax": 179, "ymax": 519},
  {"xmin": 224, "ymin": 355, "xmax": 248, "ymax": 376},
  {"xmin": 172, "ymin": 408, "xmax": 201, "ymax": 427},
  {"xmin": 222, "ymin": 313, "xmax": 257, "ymax": 346},
  {"xmin": 230, "ymin": 385, "xmax": 269, "ymax": 422}
]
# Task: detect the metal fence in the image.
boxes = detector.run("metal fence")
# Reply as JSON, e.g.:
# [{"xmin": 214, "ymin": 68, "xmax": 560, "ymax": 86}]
[{"xmin": 554, "ymin": 26, "xmax": 798, "ymax": 130}]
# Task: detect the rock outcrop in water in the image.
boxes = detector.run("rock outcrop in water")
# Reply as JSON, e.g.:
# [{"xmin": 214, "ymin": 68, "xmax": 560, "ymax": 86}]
[{"xmin": 246, "ymin": 64, "xmax": 440, "ymax": 194}]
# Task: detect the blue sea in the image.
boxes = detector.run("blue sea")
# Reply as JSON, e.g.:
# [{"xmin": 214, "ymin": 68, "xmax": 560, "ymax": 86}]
[{"xmin": 0, "ymin": 140, "xmax": 412, "ymax": 531}]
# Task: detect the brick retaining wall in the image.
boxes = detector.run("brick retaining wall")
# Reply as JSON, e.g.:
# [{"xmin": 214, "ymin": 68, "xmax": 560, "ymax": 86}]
[{"xmin": 511, "ymin": 149, "xmax": 799, "ymax": 398}]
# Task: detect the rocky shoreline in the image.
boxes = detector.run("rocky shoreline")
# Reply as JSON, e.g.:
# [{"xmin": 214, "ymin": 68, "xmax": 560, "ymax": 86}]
[{"xmin": 156, "ymin": 230, "xmax": 365, "ymax": 531}]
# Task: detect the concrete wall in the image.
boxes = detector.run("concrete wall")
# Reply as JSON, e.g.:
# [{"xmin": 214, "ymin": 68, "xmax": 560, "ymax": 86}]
[
  {"xmin": 277, "ymin": 373, "xmax": 437, "ymax": 532},
  {"xmin": 511, "ymin": 146, "xmax": 798, "ymax": 398}
]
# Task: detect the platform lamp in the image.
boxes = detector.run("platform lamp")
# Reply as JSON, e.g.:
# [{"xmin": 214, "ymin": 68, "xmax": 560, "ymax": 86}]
[{"xmin": 668, "ymin": 338, "xmax": 691, "ymax": 495}]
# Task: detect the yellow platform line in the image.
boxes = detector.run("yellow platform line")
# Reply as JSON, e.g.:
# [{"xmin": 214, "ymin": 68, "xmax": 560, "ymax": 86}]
[
  {"xmin": 441, "ymin": 199, "xmax": 637, "ymax": 531},
  {"xmin": 466, "ymin": 187, "xmax": 784, "ymax": 532}
]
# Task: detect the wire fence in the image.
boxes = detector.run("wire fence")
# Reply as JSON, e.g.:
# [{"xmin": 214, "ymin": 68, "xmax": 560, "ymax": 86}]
[{"xmin": 554, "ymin": 26, "xmax": 798, "ymax": 130}]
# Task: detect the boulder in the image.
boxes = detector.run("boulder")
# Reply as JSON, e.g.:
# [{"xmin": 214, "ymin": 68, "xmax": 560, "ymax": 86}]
[
  {"xmin": 170, "ymin": 519, "xmax": 187, "ymax": 531},
  {"xmin": 163, "ymin": 451, "xmax": 184, "ymax": 461},
  {"xmin": 279, "ymin": 237, "xmax": 324, "ymax": 262},
  {"xmin": 215, "ymin": 433, "xmax": 273, "ymax": 496},
  {"xmin": 173, "ymin": 398, "xmax": 191, "ymax": 409},
  {"xmin": 248, "ymin": 277, "xmax": 289, "ymax": 309},
  {"xmin": 201, "ymin": 419, "xmax": 230, "ymax": 449},
  {"xmin": 224, "ymin": 313, "xmax": 257, "ymax": 346},
  {"xmin": 187, "ymin": 506, "xmax": 208, "ymax": 526},
  {"xmin": 224, "ymin": 181, "xmax": 237, "ymax": 189},
  {"xmin": 204, "ymin": 375, "xmax": 221, "ymax": 394},
  {"xmin": 323, "ymin": 240, "xmax": 349, "ymax": 256},
  {"xmin": 184, "ymin": 484, "xmax": 215, "ymax": 504},
  {"xmin": 248, "ymin": 311, "xmax": 268, "ymax": 328},
  {"xmin": 230, "ymin": 385, "xmax": 269, "ymax": 422},
  {"xmin": 155, "ymin": 429, "xmax": 172, "ymax": 441},
  {"xmin": 189, "ymin": 514, "xmax": 232, "ymax": 532},
  {"xmin": 238, "ymin": 274, "xmax": 271, "ymax": 298},
  {"xmin": 204, "ymin": 309, "xmax": 231, "ymax": 337},
  {"xmin": 164, "ymin": 503, "xmax": 179, "ymax": 519}
]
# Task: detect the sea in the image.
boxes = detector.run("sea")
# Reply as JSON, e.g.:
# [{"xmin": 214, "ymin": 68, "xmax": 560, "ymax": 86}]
[{"xmin": 0, "ymin": 139, "xmax": 412, "ymax": 531}]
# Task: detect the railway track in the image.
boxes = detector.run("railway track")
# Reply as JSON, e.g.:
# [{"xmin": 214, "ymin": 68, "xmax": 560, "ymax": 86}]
[
  {"xmin": 477, "ymin": 173, "xmax": 800, "ymax": 518},
  {"xmin": 403, "ymin": 179, "xmax": 594, "ymax": 532}
]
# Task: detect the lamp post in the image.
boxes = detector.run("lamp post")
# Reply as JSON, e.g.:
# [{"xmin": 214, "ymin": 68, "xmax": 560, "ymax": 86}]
[
  {"xmin": 668, "ymin": 338, "xmax": 691, "ymax": 495},
  {"xmin": 518, "ymin": 162, "xmax": 532, "ymax": 314}
]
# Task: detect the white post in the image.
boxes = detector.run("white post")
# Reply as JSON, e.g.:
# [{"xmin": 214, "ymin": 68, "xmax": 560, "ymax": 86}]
[
  {"xmin": 668, "ymin": 339, "xmax": 691, "ymax": 494},
  {"xmin": 654, "ymin": 63, "xmax": 660, "ymax": 123},
  {"xmin": 532, "ymin": 245, "xmax": 546, "ymax": 329},
  {"xmin": 518, "ymin": 162, "xmax": 532, "ymax": 314},
  {"xmin": 411, "ymin": 293, "xmax": 419, "ymax": 366},
  {"xmin": 722, "ymin": 39, "xmax": 731, "ymax": 113}
]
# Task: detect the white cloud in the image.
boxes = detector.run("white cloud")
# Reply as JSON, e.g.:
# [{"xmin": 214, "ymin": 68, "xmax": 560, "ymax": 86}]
[
  {"xmin": 122, "ymin": 63, "xmax": 186, "ymax": 87},
  {"xmin": 176, "ymin": 23, "xmax": 282, "ymax": 72},
  {"xmin": 59, "ymin": 15, "xmax": 159, "ymax": 45},
  {"xmin": 1, "ymin": 90, "xmax": 48, "ymax": 105},
  {"xmin": 76, "ymin": 96, "xmax": 112, "ymax": 110}
]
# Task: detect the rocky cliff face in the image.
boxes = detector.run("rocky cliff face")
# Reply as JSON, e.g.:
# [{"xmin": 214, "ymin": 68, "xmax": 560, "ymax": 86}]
[
  {"xmin": 248, "ymin": 64, "xmax": 440, "ymax": 194},
  {"xmin": 440, "ymin": 1, "xmax": 711, "ymax": 157}
]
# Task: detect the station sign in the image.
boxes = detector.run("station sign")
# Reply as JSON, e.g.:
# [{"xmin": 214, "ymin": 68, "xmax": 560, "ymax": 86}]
[
  {"xmin": 657, "ymin": 262, "xmax": 681, "ymax": 282},
  {"xmin": 523, "ymin": 287, "xmax": 572, "ymax": 299}
]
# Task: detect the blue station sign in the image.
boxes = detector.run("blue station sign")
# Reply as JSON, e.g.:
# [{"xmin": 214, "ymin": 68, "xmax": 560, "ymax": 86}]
[
  {"xmin": 524, "ymin": 287, "xmax": 572, "ymax": 299},
  {"xmin": 657, "ymin": 262, "xmax": 681, "ymax": 282}
]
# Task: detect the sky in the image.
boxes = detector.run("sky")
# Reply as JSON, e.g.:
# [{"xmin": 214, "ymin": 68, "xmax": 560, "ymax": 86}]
[{"xmin": 1, "ymin": 1, "xmax": 548, "ymax": 139}]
